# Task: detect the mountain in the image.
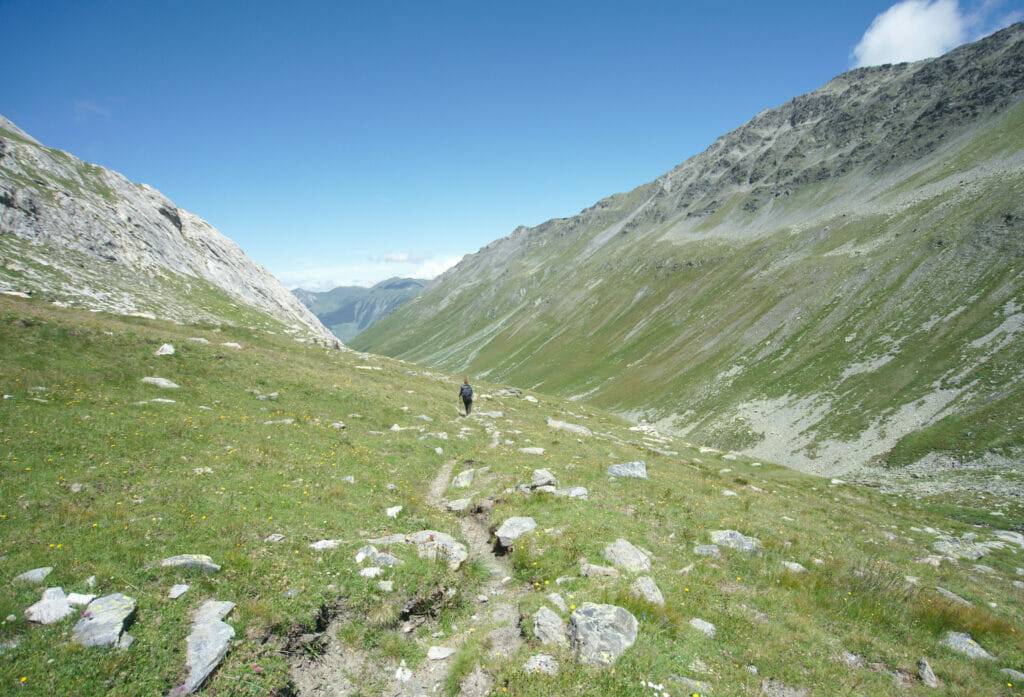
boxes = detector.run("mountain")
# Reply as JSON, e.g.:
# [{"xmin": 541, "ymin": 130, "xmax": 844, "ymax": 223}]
[
  {"xmin": 0, "ymin": 115, "xmax": 338, "ymax": 346},
  {"xmin": 353, "ymin": 24, "xmax": 1024, "ymax": 477},
  {"xmin": 293, "ymin": 277, "xmax": 428, "ymax": 342}
]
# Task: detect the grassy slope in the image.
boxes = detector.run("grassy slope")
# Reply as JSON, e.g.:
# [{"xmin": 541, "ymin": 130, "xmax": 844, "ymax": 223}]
[
  {"xmin": 3, "ymin": 295, "xmax": 1024, "ymax": 696},
  {"xmin": 353, "ymin": 103, "xmax": 1024, "ymax": 469}
]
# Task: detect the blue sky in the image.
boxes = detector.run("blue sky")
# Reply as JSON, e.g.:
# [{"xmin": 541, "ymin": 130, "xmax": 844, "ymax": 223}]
[{"xmin": 2, "ymin": 1, "xmax": 1022, "ymax": 290}]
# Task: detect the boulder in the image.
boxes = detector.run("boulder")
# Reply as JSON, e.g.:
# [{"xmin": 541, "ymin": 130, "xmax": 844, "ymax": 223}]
[
  {"xmin": 25, "ymin": 587, "xmax": 74, "ymax": 624},
  {"xmin": 607, "ymin": 461, "xmax": 647, "ymax": 479},
  {"xmin": 689, "ymin": 618, "xmax": 716, "ymax": 638},
  {"xmin": 452, "ymin": 469, "xmax": 476, "ymax": 488},
  {"xmin": 161, "ymin": 554, "xmax": 221, "ymax": 572},
  {"xmin": 309, "ymin": 539, "xmax": 343, "ymax": 551},
  {"xmin": 141, "ymin": 377, "xmax": 179, "ymax": 389},
  {"xmin": 386, "ymin": 505, "xmax": 403, "ymax": 519},
  {"xmin": 630, "ymin": 576, "xmax": 665, "ymax": 606},
  {"xmin": 933, "ymin": 536, "xmax": 988, "ymax": 560},
  {"xmin": 428, "ymin": 646, "xmax": 456, "ymax": 660},
  {"xmin": 533, "ymin": 606, "xmax": 568, "ymax": 647},
  {"xmin": 407, "ymin": 530, "xmax": 469, "ymax": 570},
  {"xmin": 155, "ymin": 344, "xmax": 175, "ymax": 356},
  {"xmin": 940, "ymin": 631, "xmax": 995, "ymax": 660},
  {"xmin": 554, "ymin": 486, "xmax": 588, "ymax": 500},
  {"xmin": 72, "ymin": 593, "xmax": 136, "ymax": 648},
  {"xmin": 169, "ymin": 600, "xmax": 235, "ymax": 695},
  {"xmin": 710, "ymin": 529, "xmax": 763, "ymax": 555},
  {"xmin": 918, "ymin": 658, "xmax": 939, "ymax": 688},
  {"xmin": 568, "ymin": 603, "xmax": 639, "ymax": 666},
  {"xmin": 580, "ymin": 560, "xmax": 620, "ymax": 578},
  {"xmin": 495, "ymin": 516, "xmax": 537, "ymax": 548},
  {"xmin": 602, "ymin": 539, "xmax": 651, "ymax": 572},
  {"xmin": 781, "ymin": 561, "xmax": 807, "ymax": 573},
  {"xmin": 531, "ymin": 469, "xmax": 558, "ymax": 488},
  {"xmin": 446, "ymin": 498, "xmax": 473, "ymax": 512},
  {"xmin": 523, "ymin": 654, "xmax": 559, "ymax": 675},
  {"xmin": 14, "ymin": 567, "xmax": 52, "ymax": 584},
  {"xmin": 519, "ymin": 447, "xmax": 546, "ymax": 456}
]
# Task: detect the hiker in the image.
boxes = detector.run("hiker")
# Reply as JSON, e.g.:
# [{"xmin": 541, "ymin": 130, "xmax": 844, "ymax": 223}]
[{"xmin": 459, "ymin": 378, "xmax": 473, "ymax": 415}]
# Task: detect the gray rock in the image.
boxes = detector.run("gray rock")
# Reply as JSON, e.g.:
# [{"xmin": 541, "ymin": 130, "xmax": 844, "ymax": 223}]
[
  {"xmin": 407, "ymin": 530, "xmax": 469, "ymax": 569},
  {"xmin": 546, "ymin": 418, "xmax": 593, "ymax": 437},
  {"xmin": 568, "ymin": 603, "xmax": 638, "ymax": 666},
  {"xmin": 264, "ymin": 533, "xmax": 285, "ymax": 543},
  {"xmin": 155, "ymin": 343, "xmax": 175, "ymax": 356},
  {"xmin": 142, "ymin": 377, "xmax": 179, "ymax": 389},
  {"xmin": 693, "ymin": 544, "xmax": 720, "ymax": 557},
  {"xmin": 580, "ymin": 560, "xmax": 620, "ymax": 578},
  {"xmin": 495, "ymin": 516, "xmax": 537, "ymax": 548},
  {"xmin": 689, "ymin": 618, "xmax": 716, "ymax": 638},
  {"xmin": 329, "ymin": 421, "xmax": 345, "ymax": 430},
  {"xmin": 630, "ymin": 576, "xmax": 665, "ymax": 606},
  {"xmin": 710, "ymin": 529, "xmax": 763, "ymax": 555},
  {"xmin": 386, "ymin": 505, "xmax": 403, "ymax": 518},
  {"xmin": 760, "ymin": 678, "xmax": 810, "ymax": 697},
  {"xmin": 547, "ymin": 592, "xmax": 568, "ymax": 612},
  {"xmin": 263, "ymin": 418, "xmax": 294, "ymax": 425},
  {"xmin": 1002, "ymin": 668, "xmax": 1024, "ymax": 681},
  {"xmin": 14, "ymin": 567, "xmax": 52, "ymax": 584},
  {"xmin": 356, "ymin": 545, "xmax": 401, "ymax": 568},
  {"xmin": 378, "ymin": 580, "xmax": 394, "ymax": 592},
  {"xmin": 67, "ymin": 592, "xmax": 96, "ymax": 607},
  {"xmin": 309, "ymin": 539, "xmax": 343, "ymax": 551},
  {"xmin": 170, "ymin": 600, "xmax": 235, "ymax": 695},
  {"xmin": 161, "ymin": 554, "xmax": 221, "ymax": 573},
  {"xmin": 531, "ymin": 469, "xmax": 558, "ymax": 488},
  {"xmin": 519, "ymin": 447, "xmax": 545, "ymax": 456},
  {"xmin": 428, "ymin": 646, "xmax": 456, "ymax": 660},
  {"xmin": 359, "ymin": 567, "xmax": 383, "ymax": 578},
  {"xmin": 781, "ymin": 561, "xmax": 807, "ymax": 573},
  {"xmin": 940, "ymin": 631, "xmax": 995, "ymax": 660},
  {"xmin": 25, "ymin": 587, "xmax": 74, "ymax": 624},
  {"xmin": 602, "ymin": 538, "xmax": 651, "ymax": 572},
  {"xmin": 554, "ymin": 486, "xmax": 589, "ymax": 500},
  {"xmin": 446, "ymin": 497, "xmax": 473, "ymax": 512},
  {"xmin": 933, "ymin": 536, "xmax": 987, "ymax": 560},
  {"xmin": 935, "ymin": 586, "xmax": 972, "ymax": 606},
  {"xmin": 169, "ymin": 584, "xmax": 190, "ymax": 599},
  {"xmin": 917, "ymin": 658, "xmax": 939, "ymax": 688},
  {"xmin": 451, "ymin": 468, "xmax": 476, "ymax": 488},
  {"xmin": 72, "ymin": 593, "xmax": 136, "ymax": 647},
  {"xmin": 523, "ymin": 654, "xmax": 559, "ymax": 675},
  {"xmin": 607, "ymin": 461, "xmax": 647, "ymax": 478},
  {"xmin": 533, "ymin": 606, "xmax": 568, "ymax": 647}
]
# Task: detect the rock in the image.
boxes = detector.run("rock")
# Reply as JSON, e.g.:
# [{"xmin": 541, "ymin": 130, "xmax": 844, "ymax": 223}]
[
  {"xmin": 524, "ymin": 395, "xmax": 539, "ymax": 403},
  {"xmin": 580, "ymin": 560, "xmax": 620, "ymax": 578},
  {"xmin": 72, "ymin": 593, "xmax": 136, "ymax": 647},
  {"xmin": 360, "ymin": 567, "xmax": 383, "ymax": 578},
  {"xmin": 161, "ymin": 554, "xmax": 221, "ymax": 573},
  {"xmin": 547, "ymin": 592, "xmax": 568, "ymax": 612},
  {"xmin": 263, "ymin": 418, "xmax": 294, "ymax": 425},
  {"xmin": 26, "ymin": 587, "xmax": 74, "ymax": 624},
  {"xmin": 933, "ymin": 536, "xmax": 987, "ymax": 560},
  {"xmin": 264, "ymin": 533, "xmax": 285, "ymax": 543},
  {"xmin": 309, "ymin": 539, "xmax": 343, "ymax": 551},
  {"xmin": 607, "ymin": 461, "xmax": 647, "ymax": 478},
  {"xmin": 341, "ymin": 475, "xmax": 355, "ymax": 483},
  {"xmin": 935, "ymin": 586, "xmax": 972, "ymax": 606},
  {"xmin": 407, "ymin": 530, "xmax": 469, "ymax": 569},
  {"xmin": 68, "ymin": 593, "xmax": 96, "ymax": 607},
  {"xmin": 630, "ymin": 576, "xmax": 665, "ymax": 606},
  {"xmin": 169, "ymin": 584, "xmax": 190, "ymax": 600},
  {"xmin": 531, "ymin": 469, "xmax": 558, "ymax": 488},
  {"xmin": 533, "ymin": 606, "xmax": 568, "ymax": 647},
  {"xmin": 603, "ymin": 538, "xmax": 651, "ymax": 572},
  {"xmin": 693, "ymin": 544, "xmax": 720, "ymax": 557},
  {"xmin": 428, "ymin": 646, "xmax": 456, "ymax": 660},
  {"xmin": 142, "ymin": 377, "xmax": 179, "ymax": 389},
  {"xmin": 519, "ymin": 447, "xmax": 546, "ymax": 455},
  {"xmin": 329, "ymin": 421, "xmax": 345, "ymax": 430},
  {"xmin": 477, "ymin": 410, "xmax": 504, "ymax": 418},
  {"xmin": 722, "ymin": 489, "xmax": 738, "ymax": 496},
  {"xmin": 760, "ymin": 678, "xmax": 809, "ymax": 697},
  {"xmin": 386, "ymin": 505, "xmax": 403, "ymax": 519},
  {"xmin": 155, "ymin": 343, "xmax": 175, "ymax": 356},
  {"xmin": 940, "ymin": 631, "xmax": 995, "ymax": 660},
  {"xmin": 917, "ymin": 658, "xmax": 939, "ymax": 688},
  {"xmin": 378, "ymin": 580, "xmax": 394, "ymax": 592},
  {"xmin": 452, "ymin": 469, "xmax": 476, "ymax": 488},
  {"xmin": 495, "ymin": 516, "xmax": 537, "ymax": 548},
  {"xmin": 710, "ymin": 529, "xmax": 763, "ymax": 555},
  {"xmin": 14, "ymin": 567, "xmax": 52, "ymax": 583},
  {"xmin": 1002, "ymin": 668, "xmax": 1024, "ymax": 681},
  {"xmin": 781, "ymin": 561, "xmax": 807, "ymax": 573},
  {"xmin": 169, "ymin": 600, "xmax": 235, "ymax": 695},
  {"xmin": 568, "ymin": 603, "xmax": 639, "ymax": 666},
  {"xmin": 356, "ymin": 545, "xmax": 401, "ymax": 568},
  {"xmin": 395, "ymin": 660, "xmax": 412, "ymax": 682},
  {"xmin": 534, "ymin": 485, "xmax": 557, "ymax": 494},
  {"xmin": 460, "ymin": 664, "xmax": 494, "ymax": 696},
  {"xmin": 689, "ymin": 618, "xmax": 716, "ymax": 638},
  {"xmin": 524, "ymin": 654, "xmax": 559, "ymax": 675},
  {"xmin": 434, "ymin": 447, "xmax": 444, "ymax": 455},
  {"xmin": 446, "ymin": 498, "xmax": 472, "ymax": 512},
  {"xmin": 554, "ymin": 486, "xmax": 589, "ymax": 500},
  {"xmin": 495, "ymin": 387, "xmax": 523, "ymax": 397},
  {"xmin": 221, "ymin": 342, "xmax": 242, "ymax": 349},
  {"xmin": 187, "ymin": 337, "xmax": 210, "ymax": 344},
  {"xmin": 546, "ymin": 418, "xmax": 592, "ymax": 437}
]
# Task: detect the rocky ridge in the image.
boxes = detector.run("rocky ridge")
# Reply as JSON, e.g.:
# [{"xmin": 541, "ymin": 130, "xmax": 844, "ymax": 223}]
[{"xmin": 0, "ymin": 115, "xmax": 337, "ymax": 345}]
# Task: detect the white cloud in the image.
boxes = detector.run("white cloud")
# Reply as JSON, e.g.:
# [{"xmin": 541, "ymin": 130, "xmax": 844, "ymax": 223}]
[
  {"xmin": 275, "ymin": 253, "xmax": 463, "ymax": 291},
  {"xmin": 853, "ymin": 0, "xmax": 966, "ymax": 67}
]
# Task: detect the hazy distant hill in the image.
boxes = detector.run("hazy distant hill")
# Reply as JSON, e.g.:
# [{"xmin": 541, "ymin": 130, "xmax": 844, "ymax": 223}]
[
  {"xmin": 354, "ymin": 24, "xmax": 1024, "ymax": 476},
  {"xmin": 294, "ymin": 277, "xmax": 428, "ymax": 342},
  {"xmin": 0, "ymin": 115, "xmax": 337, "ymax": 345}
]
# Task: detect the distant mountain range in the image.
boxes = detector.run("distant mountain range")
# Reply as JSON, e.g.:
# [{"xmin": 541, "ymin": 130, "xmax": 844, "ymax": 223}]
[
  {"xmin": 353, "ymin": 23, "xmax": 1024, "ymax": 476},
  {"xmin": 0, "ymin": 115, "xmax": 337, "ymax": 345},
  {"xmin": 293, "ymin": 277, "xmax": 428, "ymax": 342}
]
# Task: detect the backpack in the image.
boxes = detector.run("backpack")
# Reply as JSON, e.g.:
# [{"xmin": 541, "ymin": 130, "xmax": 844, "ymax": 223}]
[{"xmin": 460, "ymin": 384, "xmax": 473, "ymax": 399}]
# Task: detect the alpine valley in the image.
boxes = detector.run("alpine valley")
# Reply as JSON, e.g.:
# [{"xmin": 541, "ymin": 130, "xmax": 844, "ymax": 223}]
[{"xmin": 353, "ymin": 23, "xmax": 1024, "ymax": 482}]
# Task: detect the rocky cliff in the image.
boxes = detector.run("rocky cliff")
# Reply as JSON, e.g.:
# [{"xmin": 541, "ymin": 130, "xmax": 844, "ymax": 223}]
[
  {"xmin": 0, "ymin": 115, "xmax": 338, "ymax": 345},
  {"xmin": 354, "ymin": 24, "xmax": 1024, "ymax": 476},
  {"xmin": 293, "ymin": 277, "xmax": 428, "ymax": 342}
]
